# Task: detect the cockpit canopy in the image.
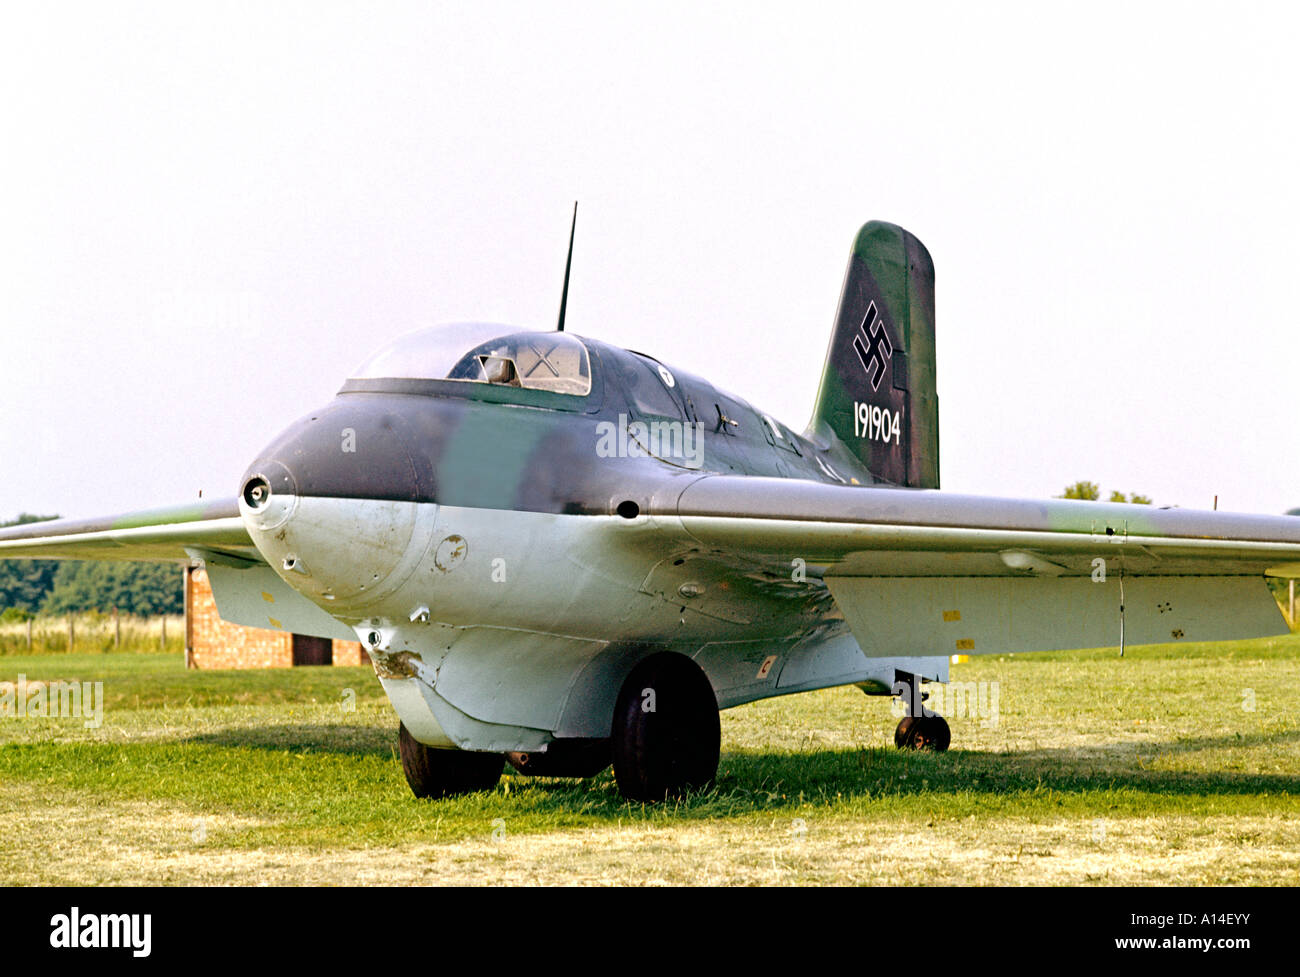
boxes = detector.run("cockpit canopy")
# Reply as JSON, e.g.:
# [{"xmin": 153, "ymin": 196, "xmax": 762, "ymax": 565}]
[{"xmin": 350, "ymin": 323, "xmax": 593, "ymax": 397}]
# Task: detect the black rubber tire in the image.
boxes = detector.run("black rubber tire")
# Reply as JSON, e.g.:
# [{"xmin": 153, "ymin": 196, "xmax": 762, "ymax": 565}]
[
  {"xmin": 611, "ymin": 652, "xmax": 720, "ymax": 802},
  {"xmin": 398, "ymin": 722, "xmax": 504, "ymax": 798},
  {"xmin": 894, "ymin": 714, "xmax": 951, "ymax": 751}
]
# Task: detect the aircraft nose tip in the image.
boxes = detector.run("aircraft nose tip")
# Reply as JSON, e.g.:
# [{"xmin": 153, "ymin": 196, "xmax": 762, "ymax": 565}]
[{"xmin": 239, "ymin": 459, "xmax": 299, "ymax": 534}]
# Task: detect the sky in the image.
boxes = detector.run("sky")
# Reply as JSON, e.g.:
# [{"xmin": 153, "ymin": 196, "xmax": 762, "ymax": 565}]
[{"xmin": 1, "ymin": 1, "xmax": 1297, "ymax": 520}]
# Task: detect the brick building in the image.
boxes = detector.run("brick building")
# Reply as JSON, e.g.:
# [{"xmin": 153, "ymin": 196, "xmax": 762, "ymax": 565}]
[{"xmin": 183, "ymin": 566, "xmax": 367, "ymax": 669}]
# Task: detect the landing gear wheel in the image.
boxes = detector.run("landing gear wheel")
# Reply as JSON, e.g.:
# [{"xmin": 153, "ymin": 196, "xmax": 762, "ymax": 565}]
[
  {"xmin": 611, "ymin": 653, "xmax": 720, "ymax": 802},
  {"xmin": 894, "ymin": 714, "xmax": 951, "ymax": 751},
  {"xmin": 398, "ymin": 722, "xmax": 504, "ymax": 798}
]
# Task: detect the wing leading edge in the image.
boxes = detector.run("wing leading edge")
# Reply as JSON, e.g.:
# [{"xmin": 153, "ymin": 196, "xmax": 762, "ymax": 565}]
[
  {"xmin": 660, "ymin": 476, "xmax": 1300, "ymax": 576},
  {"xmin": 0, "ymin": 498, "xmax": 260, "ymax": 565}
]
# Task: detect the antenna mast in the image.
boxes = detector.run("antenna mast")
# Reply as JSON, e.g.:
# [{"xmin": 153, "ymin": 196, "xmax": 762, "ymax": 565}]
[{"xmin": 556, "ymin": 201, "xmax": 577, "ymax": 332}]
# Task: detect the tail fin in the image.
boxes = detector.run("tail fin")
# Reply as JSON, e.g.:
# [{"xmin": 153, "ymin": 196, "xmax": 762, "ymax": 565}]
[{"xmin": 808, "ymin": 221, "xmax": 939, "ymax": 488}]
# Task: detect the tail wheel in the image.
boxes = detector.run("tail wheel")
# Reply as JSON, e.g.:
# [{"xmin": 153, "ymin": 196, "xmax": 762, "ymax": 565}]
[
  {"xmin": 894, "ymin": 714, "xmax": 951, "ymax": 751},
  {"xmin": 398, "ymin": 722, "xmax": 504, "ymax": 798},
  {"xmin": 611, "ymin": 652, "xmax": 720, "ymax": 802}
]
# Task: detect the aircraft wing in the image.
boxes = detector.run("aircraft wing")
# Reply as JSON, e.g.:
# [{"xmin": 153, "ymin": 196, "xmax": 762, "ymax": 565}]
[
  {"xmin": 655, "ymin": 476, "xmax": 1300, "ymax": 656},
  {"xmin": 0, "ymin": 500, "xmax": 364, "ymax": 638},
  {"xmin": 0, "ymin": 498, "xmax": 261, "ymax": 565}
]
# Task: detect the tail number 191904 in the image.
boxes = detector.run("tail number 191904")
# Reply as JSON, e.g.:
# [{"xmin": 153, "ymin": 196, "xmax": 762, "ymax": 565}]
[{"xmin": 854, "ymin": 401, "xmax": 901, "ymax": 445}]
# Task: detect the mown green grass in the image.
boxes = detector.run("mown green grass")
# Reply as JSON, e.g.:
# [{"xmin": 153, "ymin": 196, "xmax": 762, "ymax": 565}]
[{"xmin": 1, "ymin": 638, "xmax": 1297, "ymax": 884}]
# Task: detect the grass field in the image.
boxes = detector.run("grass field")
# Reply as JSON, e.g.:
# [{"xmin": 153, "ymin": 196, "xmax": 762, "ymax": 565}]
[{"xmin": 1, "ymin": 635, "xmax": 1298, "ymax": 885}]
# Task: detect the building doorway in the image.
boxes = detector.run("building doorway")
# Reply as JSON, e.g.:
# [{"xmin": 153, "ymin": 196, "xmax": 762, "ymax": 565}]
[{"xmin": 292, "ymin": 634, "xmax": 333, "ymax": 666}]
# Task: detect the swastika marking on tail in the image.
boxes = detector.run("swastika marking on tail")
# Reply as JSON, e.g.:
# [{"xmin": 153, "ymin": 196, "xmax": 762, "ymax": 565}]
[{"xmin": 851, "ymin": 301, "xmax": 893, "ymax": 390}]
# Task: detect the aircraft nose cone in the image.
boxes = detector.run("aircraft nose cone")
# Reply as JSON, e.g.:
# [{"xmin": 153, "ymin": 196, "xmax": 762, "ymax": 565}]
[
  {"xmin": 238, "ymin": 399, "xmax": 433, "ymax": 610},
  {"xmin": 242, "ymin": 400, "xmax": 426, "ymax": 504}
]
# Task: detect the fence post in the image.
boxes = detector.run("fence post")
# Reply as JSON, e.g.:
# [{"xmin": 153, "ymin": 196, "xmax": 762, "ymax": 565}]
[
  {"xmin": 26, "ymin": 618, "xmax": 32, "ymax": 651},
  {"xmin": 160, "ymin": 615, "xmax": 167, "ymax": 651},
  {"xmin": 113, "ymin": 607, "xmax": 121, "ymax": 648},
  {"xmin": 1291, "ymin": 579, "xmax": 1296, "ymax": 627},
  {"xmin": 67, "ymin": 614, "xmax": 74, "ymax": 653}
]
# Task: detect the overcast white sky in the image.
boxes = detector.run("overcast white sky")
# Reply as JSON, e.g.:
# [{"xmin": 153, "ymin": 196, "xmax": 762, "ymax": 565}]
[{"xmin": 1, "ymin": 1, "xmax": 1297, "ymax": 520}]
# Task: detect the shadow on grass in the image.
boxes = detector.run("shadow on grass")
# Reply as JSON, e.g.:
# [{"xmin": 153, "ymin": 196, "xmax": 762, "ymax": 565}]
[{"xmin": 183, "ymin": 722, "xmax": 1300, "ymax": 816}]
